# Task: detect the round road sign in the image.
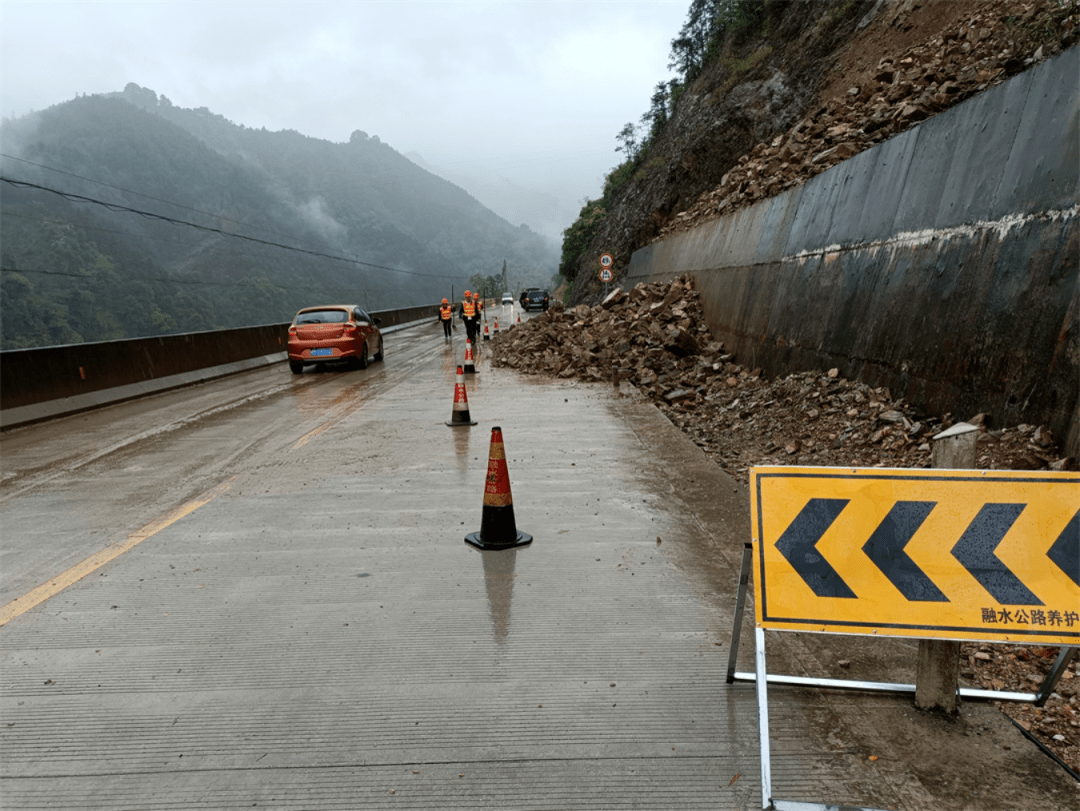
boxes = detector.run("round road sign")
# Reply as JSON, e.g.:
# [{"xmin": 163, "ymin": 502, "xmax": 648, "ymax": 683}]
[
  {"xmin": 599, "ymin": 253, "xmax": 614, "ymax": 268},
  {"xmin": 599, "ymin": 268, "xmax": 613, "ymax": 283}
]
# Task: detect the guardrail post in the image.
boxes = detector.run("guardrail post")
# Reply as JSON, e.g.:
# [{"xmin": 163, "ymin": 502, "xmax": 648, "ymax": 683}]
[{"xmin": 915, "ymin": 422, "xmax": 978, "ymax": 713}]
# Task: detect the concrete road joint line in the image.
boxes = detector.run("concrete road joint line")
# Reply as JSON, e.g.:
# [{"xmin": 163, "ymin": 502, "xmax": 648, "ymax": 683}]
[
  {"xmin": 22, "ymin": 753, "xmax": 728, "ymax": 781},
  {"xmin": 0, "ymin": 477, "xmax": 235, "ymax": 626}
]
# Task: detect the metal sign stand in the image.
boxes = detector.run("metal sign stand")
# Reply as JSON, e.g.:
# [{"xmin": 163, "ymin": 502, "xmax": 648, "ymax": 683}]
[{"xmin": 726, "ymin": 541, "xmax": 1077, "ymax": 811}]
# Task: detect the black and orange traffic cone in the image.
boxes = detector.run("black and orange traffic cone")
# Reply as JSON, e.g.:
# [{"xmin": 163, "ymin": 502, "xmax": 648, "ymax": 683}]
[
  {"xmin": 446, "ymin": 366, "xmax": 477, "ymax": 426},
  {"xmin": 483, "ymin": 323, "xmax": 490, "ymax": 341},
  {"xmin": 493, "ymin": 319, "xmax": 499, "ymax": 336},
  {"xmin": 465, "ymin": 427, "xmax": 532, "ymax": 550},
  {"xmin": 463, "ymin": 339, "xmax": 477, "ymax": 375}
]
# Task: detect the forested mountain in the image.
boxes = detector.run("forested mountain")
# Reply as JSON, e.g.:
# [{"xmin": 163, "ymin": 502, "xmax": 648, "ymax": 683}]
[{"xmin": 0, "ymin": 83, "xmax": 558, "ymax": 349}]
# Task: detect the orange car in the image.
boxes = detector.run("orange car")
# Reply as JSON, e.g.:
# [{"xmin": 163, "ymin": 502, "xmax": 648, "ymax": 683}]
[{"xmin": 287, "ymin": 305, "xmax": 383, "ymax": 374}]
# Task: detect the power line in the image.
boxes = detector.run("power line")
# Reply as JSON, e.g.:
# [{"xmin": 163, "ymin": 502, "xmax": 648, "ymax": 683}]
[
  {"xmin": 0, "ymin": 152, "xmax": 305, "ymax": 246},
  {"xmin": 1, "ymin": 209, "xmax": 211, "ymax": 251},
  {"xmin": 0, "ymin": 175, "xmax": 460, "ymax": 281}
]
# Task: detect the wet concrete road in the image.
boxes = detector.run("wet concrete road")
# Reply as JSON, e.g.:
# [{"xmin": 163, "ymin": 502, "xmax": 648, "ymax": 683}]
[{"xmin": 1, "ymin": 319, "xmax": 1075, "ymax": 810}]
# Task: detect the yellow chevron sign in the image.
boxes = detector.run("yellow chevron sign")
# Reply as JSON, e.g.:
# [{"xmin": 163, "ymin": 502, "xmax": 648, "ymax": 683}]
[{"xmin": 751, "ymin": 467, "xmax": 1079, "ymax": 644}]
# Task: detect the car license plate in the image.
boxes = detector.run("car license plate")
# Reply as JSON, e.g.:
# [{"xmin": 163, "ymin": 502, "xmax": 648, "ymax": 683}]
[{"xmin": 310, "ymin": 348, "xmax": 333, "ymax": 357}]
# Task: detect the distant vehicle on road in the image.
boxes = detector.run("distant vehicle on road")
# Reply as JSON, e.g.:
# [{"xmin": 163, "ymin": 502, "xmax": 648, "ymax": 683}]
[
  {"xmin": 287, "ymin": 305, "xmax": 383, "ymax": 374},
  {"xmin": 520, "ymin": 288, "xmax": 550, "ymax": 312},
  {"xmin": 501, "ymin": 292, "xmax": 514, "ymax": 305}
]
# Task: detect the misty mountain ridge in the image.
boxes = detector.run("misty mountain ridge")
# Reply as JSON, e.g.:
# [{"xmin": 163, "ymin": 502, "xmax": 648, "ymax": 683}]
[
  {"xmin": 0, "ymin": 83, "xmax": 558, "ymax": 348},
  {"xmin": 404, "ymin": 151, "xmax": 571, "ymax": 244}
]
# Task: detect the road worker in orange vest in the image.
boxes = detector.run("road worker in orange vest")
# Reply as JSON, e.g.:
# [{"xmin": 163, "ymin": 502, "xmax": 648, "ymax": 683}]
[
  {"xmin": 439, "ymin": 298, "xmax": 454, "ymax": 341},
  {"xmin": 461, "ymin": 291, "xmax": 478, "ymax": 342}
]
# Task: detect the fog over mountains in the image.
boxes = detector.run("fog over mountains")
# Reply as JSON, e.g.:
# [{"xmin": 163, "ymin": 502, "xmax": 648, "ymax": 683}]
[
  {"xmin": 404, "ymin": 151, "xmax": 577, "ymax": 244},
  {"xmin": 0, "ymin": 83, "xmax": 560, "ymax": 348}
]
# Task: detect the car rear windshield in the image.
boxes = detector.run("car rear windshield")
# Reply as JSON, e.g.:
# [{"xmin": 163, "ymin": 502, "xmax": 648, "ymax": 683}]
[{"xmin": 295, "ymin": 309, "xmax": 349, "ymax": 324}]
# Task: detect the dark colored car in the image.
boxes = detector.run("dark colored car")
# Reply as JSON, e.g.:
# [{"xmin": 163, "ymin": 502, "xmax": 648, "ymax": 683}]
[
  {"xmin": 520, "ymin": 289, "xmax": 550, "ymax": 312},
  {"xmin": 287, "ymin": 305, "xmax": 383, "ymax": 374}
]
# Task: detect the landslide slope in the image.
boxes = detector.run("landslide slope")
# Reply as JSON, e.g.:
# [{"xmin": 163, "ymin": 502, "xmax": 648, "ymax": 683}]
[{"xmin": 566, "ymin": 0, "xmax": 1078, "ymax": 304}]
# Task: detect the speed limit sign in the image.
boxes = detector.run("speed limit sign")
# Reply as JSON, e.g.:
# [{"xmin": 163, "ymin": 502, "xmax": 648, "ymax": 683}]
[
  {"xmin": 599, "ymin": 268, "xmax": 613, "ymax": 282},
  {"xmin": 599, "ymin": 253, "xmax": 613, "ymax": 268}
]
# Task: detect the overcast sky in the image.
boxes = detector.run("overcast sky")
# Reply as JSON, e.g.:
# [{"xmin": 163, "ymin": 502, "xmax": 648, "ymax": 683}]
[{"xmin": 1, "ymin": 0, "xmax": 687, "ymax": 241}]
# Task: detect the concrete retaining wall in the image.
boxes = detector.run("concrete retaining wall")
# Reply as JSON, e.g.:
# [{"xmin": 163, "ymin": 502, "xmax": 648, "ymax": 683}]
[
  {"xmin": 626, "ymin": 46, "xmax": 1079, "ymax": 456},
  {"xmin": 0, "ymin": 304, "xmax": 440, "ymax": 429}
]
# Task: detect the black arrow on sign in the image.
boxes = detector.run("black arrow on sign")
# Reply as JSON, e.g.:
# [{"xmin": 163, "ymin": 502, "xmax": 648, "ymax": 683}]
[
  {"xmin": 951, "ymin": 503, "xmax": 1043, "ymax": 606},
  {"xmin": 775, "ymin": 498, "xmax": 855, "ymax": 599},
  {"xmin": 861, "ymin": 501, "xmax": 948, "ymax": 602},
  {"xmin": 1047, "ymin": 509, "xmax": 1079, "ymax": 587}
]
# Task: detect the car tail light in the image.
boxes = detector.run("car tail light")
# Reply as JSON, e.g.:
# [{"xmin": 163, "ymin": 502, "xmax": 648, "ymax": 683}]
[
  {"xmin": 288, "ymin": 327, "xmax": 298, "ymax": 336},
  {"xmin": 344, "ymin": 323, "xmax": 358, "ymax": 332}
]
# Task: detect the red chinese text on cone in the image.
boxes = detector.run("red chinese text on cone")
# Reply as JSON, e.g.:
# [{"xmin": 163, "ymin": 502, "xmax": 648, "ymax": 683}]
[
  {"xmin": 446, "ymin": 366, "xmax": 477, "ymax": 427},
  {"xmin": 465, "ymin": 427, "xmax": 532, "ymax": 550},
  {"xmin": 463, "ymin": 339, "xmax": 477, "ymax": 375}
]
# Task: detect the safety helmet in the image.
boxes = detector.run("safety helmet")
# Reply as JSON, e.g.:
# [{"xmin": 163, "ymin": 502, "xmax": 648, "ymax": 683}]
[
  {"xmin": 442, "ymin": 298, "xmax": 448, "ymax": 304},
  {"xmin": 464, "ymin": 290, "xmax": 471, "ymax": 297},
  {"xmin": 473, "ymin": 292, "xmax": 480, "ymax": 298}
]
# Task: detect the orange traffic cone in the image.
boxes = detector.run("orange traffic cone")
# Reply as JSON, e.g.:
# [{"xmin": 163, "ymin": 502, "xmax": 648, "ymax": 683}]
[
  {"xmin": 483, "ymin": 323, "xmax": 490, "ymax": 341},
  {"xmin": 465, "ymin": 427, "xmax": 532, "ymax": 550},
  {"xmin": 446, "ymin": 366, "xmax": 477, "ymax": 426},
  {"xmin": 493, "ymin": 319, "xmax": 499, "ymax": 336},
  {"xmin": 463, "ymin": 339, "xmax": 477, "ymax": 375},
  {"xmin": 516, "ymin": 314, "xmax": 521, "ymax": 324}
]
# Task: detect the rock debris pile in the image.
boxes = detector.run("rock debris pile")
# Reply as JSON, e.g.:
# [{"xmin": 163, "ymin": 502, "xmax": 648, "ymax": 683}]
[
  {"xmin": 492, "ymin": 274, "xmax": 1078, "ymax": 772},
  {"xmin": 962, "ymin": 642, "xmax": 1079, "ymax": 773},
  {"xmin": 660, "ymin": 0, "xmax": 1078, "ymax": 238},
  {"xmin": 491, "ymin": 276, "xmax": 1073, "ymax": 481}
]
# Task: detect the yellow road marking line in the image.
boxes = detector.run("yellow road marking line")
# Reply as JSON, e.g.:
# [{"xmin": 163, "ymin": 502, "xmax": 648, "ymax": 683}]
[
  {"xmin": 0, "ymin": 477, "xmax": 235, "ymax": 627},
  {"xmin": 293, "ymin": 422, "xmax": 333, "ymax": 449}
]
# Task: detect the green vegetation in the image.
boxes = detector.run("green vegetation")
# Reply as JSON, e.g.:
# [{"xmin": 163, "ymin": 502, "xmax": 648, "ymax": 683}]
[
  {"xmin": 559, "ymin": 199, "xmax": 607, "ymax": 281},
  {"xmin": 468, "ymin": 273, "xmax": 503, "ymax": 299}
]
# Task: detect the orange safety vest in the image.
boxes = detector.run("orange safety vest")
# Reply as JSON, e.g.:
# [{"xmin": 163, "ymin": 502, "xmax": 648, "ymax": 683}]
[
  {"xmin": 440, "ymin": 304, "xmax": 453, "ymax": 320},
  {"xmin": 462, "ymin": 300, "xmax": 477, "ymax": 318}
]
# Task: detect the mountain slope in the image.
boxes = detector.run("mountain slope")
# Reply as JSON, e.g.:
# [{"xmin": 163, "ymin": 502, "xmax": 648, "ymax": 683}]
[
  {"xmin": 562, "ymin": 0, "xmax": 1077, "ymax": 304},
  {"xmin": 0, "ymin": 86, "xmax": 558, "ymax": 347}
]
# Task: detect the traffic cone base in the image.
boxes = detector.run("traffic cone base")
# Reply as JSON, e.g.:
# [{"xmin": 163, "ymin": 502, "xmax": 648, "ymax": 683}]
[
  {"xmin": 465, "ymin": 426, "xmax": 531, "ymax": 550},
  {"xmin": 446, "ymin": 365, "xmax": 477, "ymax": 427},
  {"xmin": 465, "ymin": 527, "xmax": 532, "ymax": 551}
]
